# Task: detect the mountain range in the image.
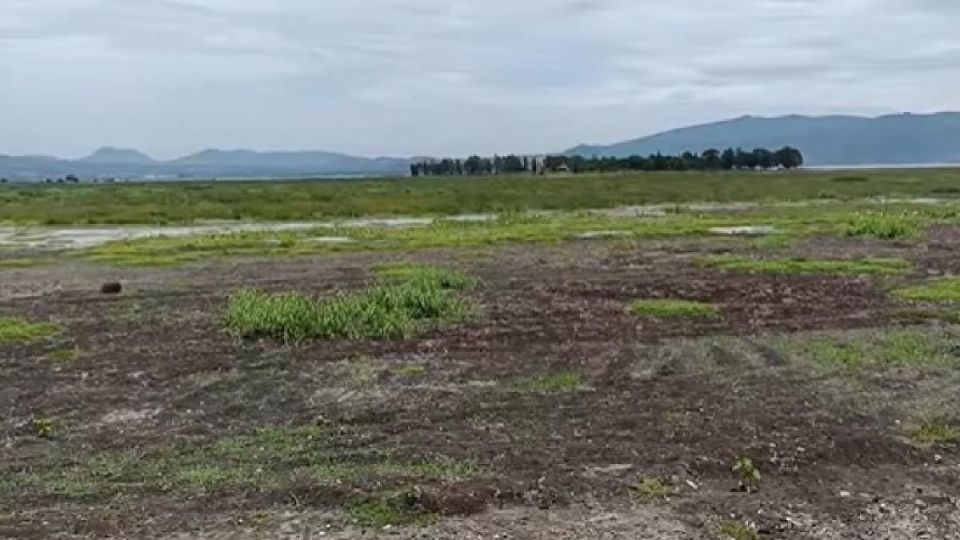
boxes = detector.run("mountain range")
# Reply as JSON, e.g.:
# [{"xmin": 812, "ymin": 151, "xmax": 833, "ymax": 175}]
[
  {"xmin": 2, "ymin": 112, "xmax": 959, "ymax": 181},
  {"xmin": 0, "ymin": 148, "xmax": 412, "ymax": 181},
  {"xmin": 566, "ymin": 112, "xmax": 960, "ymax": 166}
]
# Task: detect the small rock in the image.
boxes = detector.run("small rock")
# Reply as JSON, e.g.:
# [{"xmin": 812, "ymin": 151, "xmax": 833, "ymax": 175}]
[{"xmin": 100, "ymin": 282, "xmax": 122, "ymax": 295}]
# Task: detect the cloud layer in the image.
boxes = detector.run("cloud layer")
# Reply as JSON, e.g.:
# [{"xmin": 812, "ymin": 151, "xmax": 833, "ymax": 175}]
[{"xmin": 1, "ymin": 0, "xmax": 957, "ymax": 158}]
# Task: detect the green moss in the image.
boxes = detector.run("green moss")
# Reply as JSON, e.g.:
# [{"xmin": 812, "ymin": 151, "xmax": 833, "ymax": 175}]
[
  {"xmin": 703, "ymin": 256, "xmax": 910, "ymax": 275},
  {"xmin": 514, "ymin": 372, "xmax": 583, "ymax": 394},
  {"xmin": 896, "ymin": 279, "xmax": 960, "ymax": 303},
  {"xmin": 628, "ymin": 299, "xmax": 719, "ymax": 318},
  {"xmin": 0, "ymin": 317, "xmax": 62, "ymax": 344}
]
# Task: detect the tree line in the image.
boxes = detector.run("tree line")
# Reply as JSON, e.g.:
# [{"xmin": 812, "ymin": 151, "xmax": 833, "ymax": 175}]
[{"xmin": 410, "ymin": 146, "xmax": 804, "ymax": 176}]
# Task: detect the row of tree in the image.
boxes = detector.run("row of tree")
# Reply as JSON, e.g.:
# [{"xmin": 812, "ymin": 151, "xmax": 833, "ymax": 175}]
[{"xmin": 410, "ymin": 147, "xmax": 804, "ymax": 176}]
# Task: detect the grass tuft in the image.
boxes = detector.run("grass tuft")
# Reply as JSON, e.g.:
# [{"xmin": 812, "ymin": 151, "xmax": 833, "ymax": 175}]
[
  {"xmin": 49, "ymin": 347, "xmax": 82, "ymax": 363},
  {"xmin": 846, "ymin": 212, "xmax": 918, "ymax": 239},
  {"xmin": 373, "ymin": 263, "xmax": 474, "ymax": 290},
  {"xmin": 631, "ymin": 478, "xmax": 678, "ymax": 501},
  {"xmin": 703, "ymin": 255, "xmax": 910, "ymax": 275},
  {"xmin": 223, "ymin": 268, "xmax": 474, "ymax": 342},
  {"xmin": 348, "ymin": 492, "xmax": 436, "ymax": 527},
  {"xmin": 628, "ymin": 299, "xmax": 719, "ymax": 318},
  {"xmin": 910, "ymin": 422, "xmax": 960, "ymax": 446},
  {"xmin": 895, "ymin": 279, "xmax": 960, "ymax": 303},
  {"xmin": 719, "ymin": 520, "xmax": 758, "ymax": 540},
  {"xmin": 0, "ymin": 317, "xmax": 62, "ymax": 344}
]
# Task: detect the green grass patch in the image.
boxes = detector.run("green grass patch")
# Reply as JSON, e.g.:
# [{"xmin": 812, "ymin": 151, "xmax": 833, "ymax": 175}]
[
  {"xmin": 792, "ymin": 329, "xmax": 955, "ymax": 370},
  {"xmin": 631, "ymin": 478, "xmax": 678, "ymax": 502},
  {"xmin": 895, "ymin": 279, "xmax": 960, "ymax": 303},
  {"xmin": 0, "ymin": 258, "xmax": 45, "ymax": 269},
  {"xmin": 373, "ymin": 262, "xmax": 474, "ymax": 290},
  {"xmin": 348, "ymin": 493, "xmax": 436, "ymax": 527},
  {"xmin": 48, "ymin": 347, "xmax": 81, "ymax": 363},
  {"xmin": 719, "ymin": 520, "xmax": 758, "ymax": 540},
  {"xmin": 2, "ymin": 424, "xmax": 479, "ymax": 502},
  {"xmin": 910, "ymin": 422, "xmax": 960, "ymax": 446},
  {"xmin": 224, "ymin": 268, "xmax": 474, "ymax": 342},
  {"xmin": 0, "ymin": 316, "xmax": 62, "ymax": 344},
  {"xmin": 846, "ymin": 211, "xmax": 919, "ymax": 239},
  {"xmin": 628, "ymin": 299, "xmax": 719, "ymax": 318},
  {"xmin": 6, "ymin": 169, "xmax": 960, "ymax": 226},
  {"xmin": 514, "ymin": 372, "xmax": 583, "ymax": 394},
  {"xmin": 75, "ymin": 199, "xmax": 960, "ymax": 268},
  {"xmin": 703, "ymin": 255, "xmax": 910, "ymax": 275}
]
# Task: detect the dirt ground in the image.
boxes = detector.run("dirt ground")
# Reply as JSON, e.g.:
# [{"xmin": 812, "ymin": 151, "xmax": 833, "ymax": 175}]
[{"xmin": 3, "ymin": 232, "xmax": 960, "ymax": 539}]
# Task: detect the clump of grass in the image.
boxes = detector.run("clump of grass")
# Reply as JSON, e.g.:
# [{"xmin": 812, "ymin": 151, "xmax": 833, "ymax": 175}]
[
  {"xmin": 895, "ymin": 279, "xmax": 960, "ymax": 303},
  {"xmin": 732, "ymin": 457, "xmax": 761, "ymax": 493},
  {"xmin": 910, "ymin": 422, "xmax": 960, "ymax": 446},
  {"xmin": 514, "ymin": 372, "xmax": 583, "ymax": 394},
  {"xmin": 703, "ymin": 255, "xmax": 910, "ymax": 275},
  {"xmin": 49, "ymin": 347, "xmax": 82, "ymax": 364},
  {"xmin": 224, "ymin": 270, "xmax": 474, "ymax": 342},
  {"xmin": 0, "ymin": 317, "xmax": 62, "ymax": 344},
  {"xmin": 631, "ymin": 478, "xmax": 678, "ymax": 502},
  {"xmin": 32, "ymin": 416, "xmax": 54, "ymax": 438},
  {"xmin": 373, "ymin": 263, "xmax": 474, "ymax": 290},
  {"xmin": 628, "ymin": 299, "xmax": 719, "ymax": 319},
  {"xmin": 719, "ymin": 520, "xmax": 758, "ymax": 540},
  {"xmin": 795, "ymin": 330, "xmax": 952, "ymax": 370},
  {"xmin": 348, "ymin": 492, "xmax": 436, "ymax": 527},
  {"xmin": 846, "ymin": 212, "xmax": 918, "ymax": 239}
]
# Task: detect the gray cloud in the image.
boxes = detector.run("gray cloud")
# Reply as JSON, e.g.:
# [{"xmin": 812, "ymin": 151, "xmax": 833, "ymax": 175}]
[{"xmin": 0, "ymin": 0, "xmax": 957, "ymax": 158}]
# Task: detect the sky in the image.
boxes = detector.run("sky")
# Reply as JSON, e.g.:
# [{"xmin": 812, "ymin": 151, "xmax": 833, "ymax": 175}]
[{"xmin": 1, "ymin": 0, "xmax": 958, "ymax": 160}]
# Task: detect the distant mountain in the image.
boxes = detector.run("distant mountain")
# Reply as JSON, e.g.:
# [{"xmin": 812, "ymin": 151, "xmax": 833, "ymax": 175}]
[
  {"xmin": 79, "ymin": 147, "xmax": 157, "ymax": 165},
  {"xmin": 0, "ymin": 147, "xmax": 412, "ymax": 181},
  {"xmin": 567, "ymin": 112, "xmax": 960, "ymax": 166},
  {"xmin": 169, "ymin": 149, "xmax": 410, "ymax": 177}
]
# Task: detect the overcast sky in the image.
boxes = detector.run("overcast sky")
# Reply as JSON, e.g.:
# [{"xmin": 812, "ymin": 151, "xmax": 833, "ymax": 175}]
[{"xmin": 1, "ymin": 0, "xmax": 958, "ymax": 159}]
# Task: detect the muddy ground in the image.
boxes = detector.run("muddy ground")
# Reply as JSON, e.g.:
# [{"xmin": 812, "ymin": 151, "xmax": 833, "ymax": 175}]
[{"xmin": 2, "ymin": 232, "xmax": 960, "ymax": 539}]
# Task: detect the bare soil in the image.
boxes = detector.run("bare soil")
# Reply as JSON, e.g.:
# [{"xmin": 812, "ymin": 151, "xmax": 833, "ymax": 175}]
[{"xmin": 2, "ymin": 232, "xmax": 960, "ymax": 539}]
